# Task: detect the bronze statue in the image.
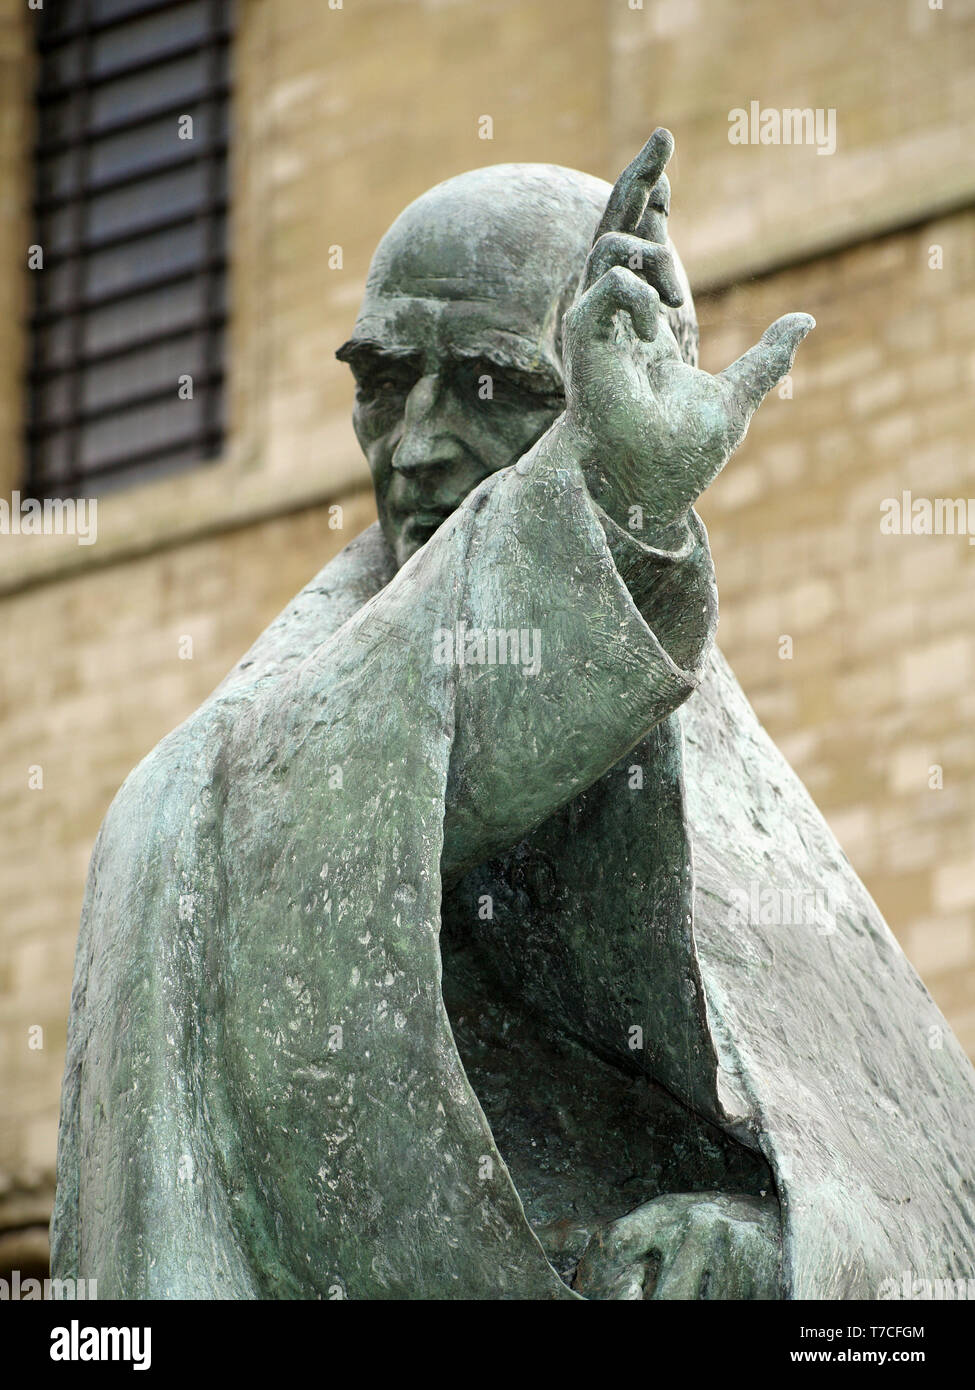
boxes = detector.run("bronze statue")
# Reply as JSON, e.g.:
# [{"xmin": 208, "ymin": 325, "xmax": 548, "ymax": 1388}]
[{"xmin": 53, "ymin": 131, "xmax": 975, "ymax": 1299}]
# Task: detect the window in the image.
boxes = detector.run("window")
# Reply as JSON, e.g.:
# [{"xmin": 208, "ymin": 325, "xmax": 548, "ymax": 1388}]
[{"xmin": 27, "ymin": 0, "xmax": 232, "ymax": 496}]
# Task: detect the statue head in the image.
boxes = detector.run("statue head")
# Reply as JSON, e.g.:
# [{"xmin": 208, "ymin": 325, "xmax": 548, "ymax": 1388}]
[{"xmin": 337, "ymin": 163, "xmax": 696, "ymax": 569}]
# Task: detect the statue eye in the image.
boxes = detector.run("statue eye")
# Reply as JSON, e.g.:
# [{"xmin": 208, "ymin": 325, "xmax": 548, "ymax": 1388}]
[
  {"xmin": 463, "ymin": 359, "xmax": 561, "ymax": 406},
  {"xmin": 355, "ymin": 362, "xmax": 418, "ymax": 402}
]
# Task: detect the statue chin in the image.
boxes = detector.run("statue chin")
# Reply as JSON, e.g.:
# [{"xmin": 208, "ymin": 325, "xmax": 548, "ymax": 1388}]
[{"xmin": 379, "ymin": 515, "xmax": 434, "ymax": 570}]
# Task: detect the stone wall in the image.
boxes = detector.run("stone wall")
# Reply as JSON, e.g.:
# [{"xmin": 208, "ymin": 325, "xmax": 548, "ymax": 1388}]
[{"xmin": 698, "ymin": 206, "xmax": 975, "ymax": 1058}]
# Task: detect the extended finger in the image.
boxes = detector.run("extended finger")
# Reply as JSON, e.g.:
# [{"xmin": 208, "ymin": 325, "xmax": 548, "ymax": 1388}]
[
  {"xmin": 584, "ymin": 231, "xmax": 683, "ymax": 306},
  {"xmin": 567, "ymin": 265, "xmax": 661, "ymax": 344},
  {"xmin": 718, "ymin": 312, "xmax": 816, "ymax": 419},
  {"xmin": 593, "ymin": 128, "xmax": 674, "ymax": 244}
]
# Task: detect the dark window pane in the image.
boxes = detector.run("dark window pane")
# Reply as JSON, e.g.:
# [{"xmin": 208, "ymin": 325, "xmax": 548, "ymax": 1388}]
[
  {"xmin": 85, "ymin": 217, "xmax": 221, "ymax": 298},
  {"xmin": 93, "ymin": 0, "xmax": 191, "ymax": 25},
  {"xmin": 81, "ymin": 332, "xmax": 207, "ymax": 411},
  {"xmin": 91, "ymin": 105, "xmax": 223, "ymax": 184},
  {"xmin": 75, "ymin": 442, "xmax": 212, "ymax": 497},
  {"xmin": 83, "ymin": 278, "xmax": 207, "ymax": 356},
  {"xmin": 90, "ymin": 50, "xmax": 225, "ymax": 130},
  {"xmin": 79, "ymin": 393, "xmax": 205, "ymax": 468},
  {"xmin": 87, "ymin": 163, "xmax": 208, "ymax": 241},
  {"xmin": 91, "ymin": 3, "xmax": 212, "ymax": 77}
]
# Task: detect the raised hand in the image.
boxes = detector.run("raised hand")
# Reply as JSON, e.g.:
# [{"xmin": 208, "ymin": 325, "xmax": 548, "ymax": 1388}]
[{"xmin": 560, "ymin": 128, "xmax": 814, "ymax": 546}]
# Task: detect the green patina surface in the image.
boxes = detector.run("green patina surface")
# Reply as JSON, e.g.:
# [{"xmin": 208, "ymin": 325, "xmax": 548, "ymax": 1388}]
[{"xmin": 52, "ymin": 134, "xmax": 975, "ymax": 1299}]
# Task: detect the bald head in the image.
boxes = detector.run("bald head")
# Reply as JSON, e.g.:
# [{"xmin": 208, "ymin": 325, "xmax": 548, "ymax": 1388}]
[{"xmin": 337, "ymin": 162, "xmax": 697, "ymax": 568}]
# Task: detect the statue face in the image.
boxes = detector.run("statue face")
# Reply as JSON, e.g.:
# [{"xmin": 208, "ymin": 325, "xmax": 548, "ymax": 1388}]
[
  {"xmin": 341, "ymin": 318, "xmax": 565, "ymax": 571},
  {"xmin": 337, "ymin": 167, "xmax": 608, "ymax": 569}
]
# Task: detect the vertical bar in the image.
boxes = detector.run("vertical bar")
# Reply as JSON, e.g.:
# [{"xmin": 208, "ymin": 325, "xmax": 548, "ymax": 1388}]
[
  {"xmin": 199, "ymin": 0, "xmax": 228, "ymax": 458},
  {"xmin": 63, "ymin": 1, "xmax": 93, "ymax": 494}
]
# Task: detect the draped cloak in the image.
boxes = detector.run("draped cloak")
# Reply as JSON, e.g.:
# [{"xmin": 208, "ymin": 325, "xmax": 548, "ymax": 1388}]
[{"xmin": 52, "ymin": 435, "xmax": 975, "ymax": 1299}]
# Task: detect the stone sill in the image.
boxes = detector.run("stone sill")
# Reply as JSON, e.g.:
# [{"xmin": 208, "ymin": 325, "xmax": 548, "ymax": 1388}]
[{"xmin": 0, "ymin": 444, "xmax": 373, "ymax": 598}]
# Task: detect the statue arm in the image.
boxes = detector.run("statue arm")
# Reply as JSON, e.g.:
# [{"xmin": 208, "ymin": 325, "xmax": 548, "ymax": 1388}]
[
  {"xmin": 431, "ymin": 130, "xmax": 814, "ymax": 878},
  {"xmin": 434, "ymin": 423, "xmax": 717, "ymax": 880}
]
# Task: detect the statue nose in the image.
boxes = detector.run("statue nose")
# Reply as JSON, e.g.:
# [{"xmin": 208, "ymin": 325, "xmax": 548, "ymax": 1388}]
[{"xmin": 391, "ymin": 374, "xmax": 461, "ymax": 476}]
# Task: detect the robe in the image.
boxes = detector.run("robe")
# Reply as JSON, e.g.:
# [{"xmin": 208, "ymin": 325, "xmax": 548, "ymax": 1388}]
[{"xmin": 51, "ymin": 431, "xmax": 975, "ymax": 1298}]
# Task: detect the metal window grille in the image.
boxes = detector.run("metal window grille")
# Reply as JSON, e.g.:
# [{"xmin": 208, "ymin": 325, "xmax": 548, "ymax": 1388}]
[{"xmin": 26, "ymin": 0, "xmax": 232, "ymax": 496}]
